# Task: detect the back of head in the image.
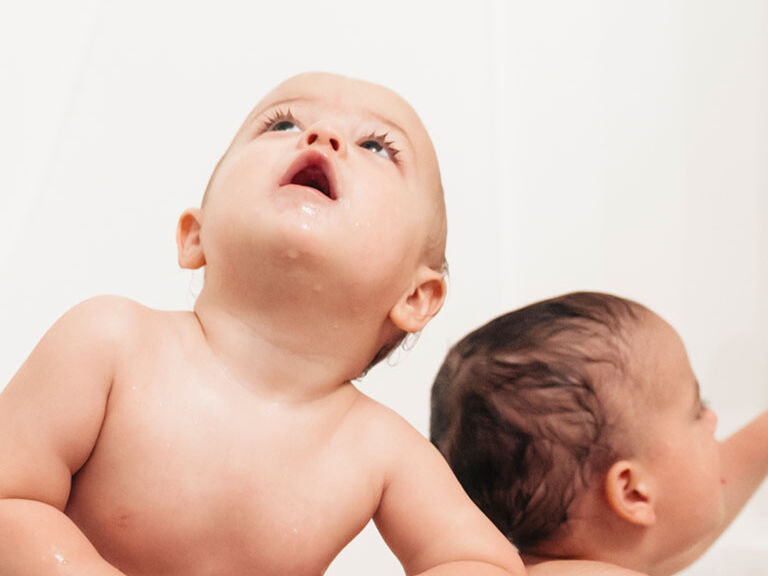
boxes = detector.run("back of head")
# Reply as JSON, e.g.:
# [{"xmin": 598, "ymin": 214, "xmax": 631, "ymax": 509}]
[{"xmin": 430, "ymin": 292, "xmax": 645, "ymax": 551}]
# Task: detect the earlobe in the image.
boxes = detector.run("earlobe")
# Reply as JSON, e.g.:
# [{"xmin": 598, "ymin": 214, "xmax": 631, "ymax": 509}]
[
  {"xmin": 389, "ymin": 266, "xmax": 446, "ymax": 333},
  {"xmin": 605, "ymin": 460, "xmax": 657, "ymax": 527},
  {"xmin": 176, "ymin": 208, "xmax": 206, "ymax": 269}
]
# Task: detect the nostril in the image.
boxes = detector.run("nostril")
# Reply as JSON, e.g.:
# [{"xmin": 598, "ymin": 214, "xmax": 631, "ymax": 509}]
[
  {"xmin": 330, "ymin": 138, "xmax": 339, "ymax": 151},
  {"xmin": 307, "ymin": 133, "xmax": 318, "ymax": 145}
]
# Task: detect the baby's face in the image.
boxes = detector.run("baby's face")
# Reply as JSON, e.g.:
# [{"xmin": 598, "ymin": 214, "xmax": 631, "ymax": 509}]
[
  {"xmin": 629, "ymin": 313, "xmax": 724, "ymax": 557},
  {"xmin": 199, "ymin": 72, "xmax": 444, "ymax": 310}
]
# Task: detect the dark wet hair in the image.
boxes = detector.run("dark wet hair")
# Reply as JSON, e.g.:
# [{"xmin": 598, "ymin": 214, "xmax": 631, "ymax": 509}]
[{"xmin": 430, "ymin": 291, "xmax": 645, "ymax": 551}]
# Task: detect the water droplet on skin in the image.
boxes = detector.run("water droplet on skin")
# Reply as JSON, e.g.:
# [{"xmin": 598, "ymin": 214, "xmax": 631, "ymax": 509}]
[{"xmin": 54, "ymin": 553, "xmax": 67, "ymax": 565}]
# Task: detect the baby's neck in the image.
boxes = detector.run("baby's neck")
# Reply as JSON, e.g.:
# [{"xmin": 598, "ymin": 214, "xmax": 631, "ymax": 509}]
[
  {"xmin": 525, "ymin": 522, "xmax": 657, "ymax": 575},
  {"xmin": 190, "ymin": 288, "xmax": 383, "ymax": 401}
]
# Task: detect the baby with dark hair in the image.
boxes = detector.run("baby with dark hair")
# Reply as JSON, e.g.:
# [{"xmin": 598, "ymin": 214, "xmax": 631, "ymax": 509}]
[{"xmin": 431, "ymin": 292, "xmax": 767, "ymax": 576}]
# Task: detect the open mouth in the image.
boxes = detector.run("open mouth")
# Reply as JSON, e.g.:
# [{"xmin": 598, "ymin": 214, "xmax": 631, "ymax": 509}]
[
  {"xmin": 281, "ymin": 152, "xmax": 337, "ymax": 201},
  {"xmin": 291, "ymin": 166, "xmax": 333, "ymax": 199}
]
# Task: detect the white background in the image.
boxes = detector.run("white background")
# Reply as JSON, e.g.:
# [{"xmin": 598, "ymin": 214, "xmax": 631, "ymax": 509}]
[{"xmin": 2, "ymin": 1, "xmax": 766, "ymax": 574}]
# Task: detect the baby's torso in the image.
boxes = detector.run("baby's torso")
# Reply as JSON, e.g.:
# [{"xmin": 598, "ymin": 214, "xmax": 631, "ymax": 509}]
[{"xmin": 65, "ymin": 310, "xmax": 385, "ymax": 576}]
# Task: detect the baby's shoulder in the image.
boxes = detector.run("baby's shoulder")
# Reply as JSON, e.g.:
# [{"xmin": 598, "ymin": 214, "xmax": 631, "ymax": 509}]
[
  {"xmin": 343, "ymin": 390, "xmax": 436, "ymax": 462},
  {"xmin": 59, "ymin": 295, "xmax": 179, "ymax": 347},
  {"xmin": 527, "ymin": 559, "xmax": 648, "ymax": 576},
  {"xmin": 346, "ymin": 392, "xmax": 421, "ymax": 439}
]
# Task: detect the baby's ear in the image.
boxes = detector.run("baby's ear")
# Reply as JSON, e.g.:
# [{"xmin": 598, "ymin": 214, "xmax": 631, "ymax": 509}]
[
  {"xmin": 176, "ymin": 208, "xmax": 206, "ymax": 269},
  {"xmin": 604, "ymin": 460, "xmax": 656, "ymax": 527},
  {"xmin": 389, "ymin": 265, "xmax": 446, "ymax": 333}
]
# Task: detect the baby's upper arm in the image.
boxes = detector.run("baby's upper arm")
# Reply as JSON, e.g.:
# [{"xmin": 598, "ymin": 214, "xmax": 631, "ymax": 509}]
[
  {"xmin": 527, "ymin": 560, "xmax": 649, "ymax": 576},
  {"xmin": 371, "ymin": 409, "xmax": 524, "ymax": 576},
  {"xmin": 0, "ymin": 296, "xmax": 135, "ymax": 509}
]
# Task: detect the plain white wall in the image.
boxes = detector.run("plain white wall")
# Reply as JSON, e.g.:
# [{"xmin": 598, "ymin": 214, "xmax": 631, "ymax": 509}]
[{"xmin": 2, "ymin": 1, "xmax": 766, "ymax": 574}]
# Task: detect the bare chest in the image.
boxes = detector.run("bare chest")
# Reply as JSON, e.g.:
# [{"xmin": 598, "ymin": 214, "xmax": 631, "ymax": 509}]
[{"xmin": 66, "ymin": 363, "xmax": 381, "ymax": 576}]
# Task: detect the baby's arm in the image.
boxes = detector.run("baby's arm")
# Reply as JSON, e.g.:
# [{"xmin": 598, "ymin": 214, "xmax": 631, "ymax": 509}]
[
  {"xmin": 371, "ymin": 410, "xmax": 526, "ymax": 576},
  {"xmin": 657, "ymin": 410, "xmax": 768, "ymax": 575},
  {"xmin": 718, "ymin": 410, "xmax": 768, "ymax": 526},
  {"xmin": 0, "ymin": 297, "xmax": 132, "ymax": 576},
  {"xmin": 525, "ymin": 560, "xmax": 648, "ymax": 576}
]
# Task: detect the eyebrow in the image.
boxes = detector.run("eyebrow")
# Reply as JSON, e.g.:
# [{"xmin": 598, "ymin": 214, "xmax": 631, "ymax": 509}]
[
  {"xmin": 247, "ymin": 97, "xmax": 307, "ymax": 126},
  {"xmin": 367, "ymin": 112, "xmax": 413, "ymax": 147},
  {"xmin": 255, "ymin": 96, "xmax": 307, "ymax": 115}
]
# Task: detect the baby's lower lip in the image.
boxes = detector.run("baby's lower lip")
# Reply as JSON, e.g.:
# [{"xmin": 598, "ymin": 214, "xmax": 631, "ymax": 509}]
[{"xmin": 279, "ymin": 183, "xmax": 336, "ymax": 203}]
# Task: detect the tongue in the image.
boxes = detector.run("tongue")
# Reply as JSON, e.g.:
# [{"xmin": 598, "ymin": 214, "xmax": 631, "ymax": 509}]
[{"xmin": 291, "ymin": 166, "xmax": 331, "ymax": 198}]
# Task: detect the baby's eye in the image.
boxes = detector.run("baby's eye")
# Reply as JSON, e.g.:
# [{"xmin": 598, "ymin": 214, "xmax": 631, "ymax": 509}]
[
  {"xmin": 359, "ymin": 133, "xmax": 400, "ymax": 163},
  {"xmin": 271, "ymin": 120, "xmax": 300, "ymax": 132},
  {"xmin": 360, "ymin": 140, "xmax": 386, "ymax": 155},
  {"xmin": 260, "ymin": 108, "xmax": 301, "ymax": 134}
]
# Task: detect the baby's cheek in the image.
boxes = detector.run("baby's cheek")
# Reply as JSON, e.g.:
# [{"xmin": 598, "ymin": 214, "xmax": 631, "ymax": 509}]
[{"xmin": 698, "ymin": 446, "xmax": 726, "ymax": 517}]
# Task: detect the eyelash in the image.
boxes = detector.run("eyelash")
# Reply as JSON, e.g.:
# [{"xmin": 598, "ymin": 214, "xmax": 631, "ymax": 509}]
[
  {"xmin": 360, "ymin": 131, "xmax": 401, "ymax": 164},
  {"xmin": 257, "ymin": 109, "xmax": 402, "ymax": 164},
  {"xmin": 259, "ymin": 108, "xmax": 298, "ymax": 133}
]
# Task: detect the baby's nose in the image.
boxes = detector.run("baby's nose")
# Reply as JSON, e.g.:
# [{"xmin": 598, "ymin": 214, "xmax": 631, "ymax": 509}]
[{"xmin": 301, "ymin": 123, "xmax": 347, "ymax": 156}]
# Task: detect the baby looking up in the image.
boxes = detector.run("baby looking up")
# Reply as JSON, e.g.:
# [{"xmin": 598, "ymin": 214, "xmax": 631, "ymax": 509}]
[
  {"xmin": 431, "ymin": 292, "xmax": 767, "ymax": 576},
  {"xmin": 0, "ymin": 73, "xmax": 525, "ymax": 576}
]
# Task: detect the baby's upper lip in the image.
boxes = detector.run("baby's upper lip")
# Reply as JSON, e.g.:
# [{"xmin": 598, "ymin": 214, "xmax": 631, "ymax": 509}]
[{"xmin": 279, "ymin": 150, "xmax": 338, "ymax": 201}]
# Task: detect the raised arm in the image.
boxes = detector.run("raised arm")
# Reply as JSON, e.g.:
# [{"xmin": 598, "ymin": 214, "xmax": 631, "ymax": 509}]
[
  {"xmin": 718, "ymin": 410, "xmax": 768, "ymax": 525},
  {"xmin": 0, "ymin": 297, "xmax": 132, "ymax": 576},
  {"xmin": 372, "ymin": 411, "xmax": 526, "ymax": 576}
]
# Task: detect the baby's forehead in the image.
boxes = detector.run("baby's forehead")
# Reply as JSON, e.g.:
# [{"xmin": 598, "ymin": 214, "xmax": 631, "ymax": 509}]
[
  {"xmin": 250, "ymin": 73, "xmax": 427, "ymax": 141},
  {"xmin": 241, "ymin": 73, "xmax": 443, "ymax": 198}
]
